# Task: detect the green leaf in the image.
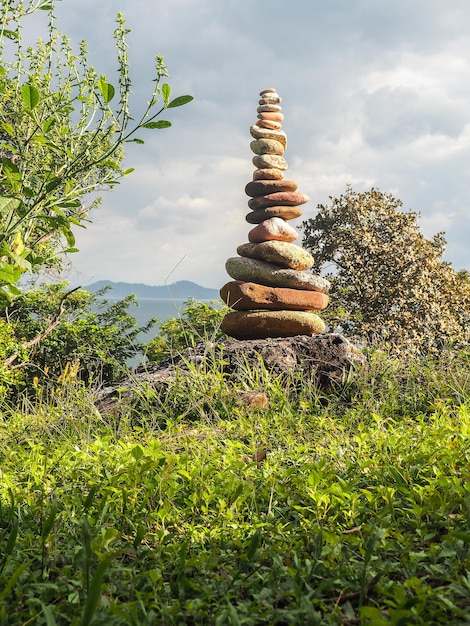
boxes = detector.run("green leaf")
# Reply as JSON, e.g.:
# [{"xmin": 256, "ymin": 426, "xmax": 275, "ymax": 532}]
[
  {"xmin": 0, "ymin": 123, "xmax": 14, "ymax": 137},
  {"xmin": 97, "ymin": 77, "xmax": 115, "ymax": 103},
  {"xmin": 167, "ymin": 95, "xmax": 193, "ymax": 108},
  {"xmin": 80, "ymin": 555, "xmax": 114, "ymax": 626},
  {"xmin": 246, "ymin": 528, "xmax": 261, "ymax": 561},
  {"xmin": 2, "ymin": 29, "xmax": 19, "ymax": 41},
  {"xmin": 41, "ymin": 603, "xmax": 57, "ymax": 626},
  {"xmin": 22, "ymin": 84, "xmax": 40, "ymax": 110},
  {"xmin": 162, "ymin": 82, "xmax": 171, "ymax": 104},
  {"xmin": 126, "ymin": 138, "xmax": 145, "ymax": 144},
  {"xmin": 122, "ymin": 168, "xmax": 135, "ymax": 176},
  {"xmin": 142, "ymin": 120, "xmax": 171, "ymax": 129},
  {"xmin": 0, "ymin": 197, "xmax": 20, "ymax": 214}
]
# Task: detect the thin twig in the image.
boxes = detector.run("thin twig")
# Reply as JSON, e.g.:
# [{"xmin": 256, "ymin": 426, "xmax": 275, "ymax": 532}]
[{"xmin": 3, "ymin": 286, "xmax": 81, "ymax": 367}]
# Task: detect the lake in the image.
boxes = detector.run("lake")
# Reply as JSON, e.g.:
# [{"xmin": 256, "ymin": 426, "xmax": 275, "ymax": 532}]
[{"xmin": 103, "ymin": 296, "xmax": 223, "ymax": 336}]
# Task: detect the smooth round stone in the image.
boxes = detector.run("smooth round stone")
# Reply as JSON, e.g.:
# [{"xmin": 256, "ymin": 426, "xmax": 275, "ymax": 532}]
[
  {"xmin": 246, "ymin": 206, "xmax": 303, "ymax": 223},
  {"xmin": 257, "ymin": 104, "xmax": 282, "ymax": 113},
  {"xmin": 259, "ymin": 88, "xmax": 277, "ymax": 95},
  {"xmin": 252, "ymin": 154, "xmax": 288, "ymax": 170},
  {"xmin": 259, "ymin": 95, "xmax": 281, "ymax": 105},
  {"xmin": 253, "ymin": 168, "xmax": 284, "ymax": 181},
  {"xmin": 220, "ymin": 281, "xmax": 329, "ymax": 311},
  {"xmin": 248, "ymin": 217, "xmax": 298, "ymax": 243},
  {"xmin": 250, "ymin": 125, "xmax": 287, "ymax": 148},
  {"xmin": 257, "ymin": 119, "xmax": 282, "ymax": 130},
  {"xmin": 245, "ymin": 180, "xmax": 297, "ymax": 197},
  {"xmin": 248, "ymin": 191, "xmax": 309, "ymax": 210},
  {"xmin": 220, "ymin": 310, "xmax": 326, "ymax": 340},
  {"xmin": 225, "ymin": 257, "xmax": 330, "ymax": 293},
  {"xmin": 258, "ymin": 111, "xmax": 284, "ymax": 122},
  {"xmin": 258, "ymin": 111, "xmax": 284, "ymax": 121},
  {"xmin": 250, "ymin": 139, "xmax": 284, "ymax": 156},
  {"xmin": 237, "ymin": 241, "xmax": 314, "ymax": 270}
]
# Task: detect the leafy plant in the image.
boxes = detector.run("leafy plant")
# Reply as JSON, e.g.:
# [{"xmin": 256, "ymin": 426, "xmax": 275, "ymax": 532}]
[
  {"xmin": 145, "ymin": 298, "xmax": 228, "ymax": 363},
  {"xmin": 0, "ymin": 0, "xmax": 192, "ymax": 300},
  {"xmin": 1, "ymin": 281, "xmax": 157, "ymax": 389},
  {"xmin": 1, "ymin": 347, "xmax": 470, "ymax": 623},
  {"xmin": 302, "ymin": 186, "xmax": 470, "ymax": 355}
]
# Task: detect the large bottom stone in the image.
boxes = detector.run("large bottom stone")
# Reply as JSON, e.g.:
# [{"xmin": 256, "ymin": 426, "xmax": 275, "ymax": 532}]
[
  {"xmin": 221, "ymin": 309, "xmax": 326, "ymax": 339},
  {"xmin": 220, "ymin": 280, "xmax": 329, "ymax": 311}
]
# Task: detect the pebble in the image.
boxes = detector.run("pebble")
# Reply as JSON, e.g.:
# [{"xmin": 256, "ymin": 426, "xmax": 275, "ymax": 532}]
[
  {"xmin": 252, "ymin": 154, "xmax": 288, "ymax": 170},
  {"xmin": 220, "ymin": 281, "xmax": 329, "ymax": 313},
  {"xmin": 257, "ymin": 104, "xmax": 282, "ymax": 113},
  {"xmin": 259, "ymin": 95, "xmax": 282, "ymax": 105},
  {"xmin": 248, "ymin": 191, "xmax": 309, "ymax": 210},
  {"xmin": 257, "ymin": 112, "xmax": 284, "ymax": 121},
  {"xmin": 237, "ymin": 241, "xmax": 314, "ymax": 270},
  {"xmin": 246, "ymin": 206, "xmax": 303, "ymax": 223},
  {"xmin": 257, "ymin": 119, "xmax": 282, "ymax": 130},
  {"xmin": 250, "ymin": 125, "xmax": 287, "ymax": 148},
  {"xmin": 220, "ymin": 281, "xmax": 329, "ymax": 311},
  {"xmin": 220, "ymin": 310, "xmax": 326, "ymax": 339},
  {"xmin": 245, "ymin": 180, "xmax": 297, "ymax": 197},
  {"xmin": 225, "ymin": 257, "xmax": 331, "ymax": 293},
  {"xmin": 259, "ymin": 88, "xmax": 277, "ymax": 95},
  {"xmin": 248, "ymin": 217, "xmax": 298, "ymax": 243},
  {"xmin": 253, "ymin": 168, "xmax": 284, "ymax": 181},
  {"xmin": 250, "ymin": 139, "xmax": 285, "ymax": 155}
]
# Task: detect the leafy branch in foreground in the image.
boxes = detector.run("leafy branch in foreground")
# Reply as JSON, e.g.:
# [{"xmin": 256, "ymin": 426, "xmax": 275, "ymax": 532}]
[{"xmin": 0, "ymin": 0, "xmax": 192, "ymax": 300}]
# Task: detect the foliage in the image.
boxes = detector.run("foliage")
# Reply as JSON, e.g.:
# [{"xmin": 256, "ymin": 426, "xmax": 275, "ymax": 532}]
[
  {"xmin": 1, "ymin": 281, "xmax": 157, "ymax": 389},
  {"xmin": 1, "ymin": 348, "xmax": 470, "ymax": 623},
  {"xmin": 302, "ymin": 186, "xmax": 470, "ymax": 354},
  {"xmin": 0, "ymin": 0, "xmax": 192, "ymax": 300},
  {"xmin": 145, "ymin": 298, "xmax": 228, "ymax": 363}
]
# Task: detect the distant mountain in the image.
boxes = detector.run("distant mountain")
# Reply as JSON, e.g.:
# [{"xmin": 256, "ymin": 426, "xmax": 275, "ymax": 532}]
[{"xmin": 84, "ymin": 280, "xmax": 220, "ymax": 300}]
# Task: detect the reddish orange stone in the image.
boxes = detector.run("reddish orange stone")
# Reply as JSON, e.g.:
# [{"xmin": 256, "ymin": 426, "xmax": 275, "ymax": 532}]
[{"xmin": 220, "ymin": 281, "xmax": 329, "ymax": 311}]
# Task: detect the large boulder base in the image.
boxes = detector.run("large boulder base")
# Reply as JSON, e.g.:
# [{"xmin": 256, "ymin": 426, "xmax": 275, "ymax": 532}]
[{"xmin": 95, "ymin": 334, "xmax": 365, "ymax": 414}]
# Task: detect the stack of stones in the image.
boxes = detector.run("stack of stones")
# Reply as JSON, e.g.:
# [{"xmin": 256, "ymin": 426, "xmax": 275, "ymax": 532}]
[{"xmin": 220, "ymin": 88, "xmax": 331, "ymax": 340}]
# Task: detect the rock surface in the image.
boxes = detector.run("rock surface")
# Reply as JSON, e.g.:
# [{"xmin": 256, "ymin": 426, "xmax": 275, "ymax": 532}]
[
  {"xmin": 95, "ymin": 335, "xmax": 366, "ymax": 414},
  {"xmin": 220, "ymin": 280, "xmax": 329, "ymax": 310},
  {"xmin": 237, "ymin": 241, "xmax": 314, "ymax": 270},
  {"xmin": 248, "ymin": 217, "xmax": 299, "ymax": 243},
  {"xmin": 226, "ymin": 256, "xmax": 330, "ymax": 292},
  {"xmin": 245, "ymin": 206, "xmax": 304, "ymax": 223}
]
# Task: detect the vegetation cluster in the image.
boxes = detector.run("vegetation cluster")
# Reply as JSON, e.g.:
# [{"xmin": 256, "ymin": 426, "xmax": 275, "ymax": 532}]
[{"xmin": 1, "ymin": 2, "xmax": 470, "ymax": 624}]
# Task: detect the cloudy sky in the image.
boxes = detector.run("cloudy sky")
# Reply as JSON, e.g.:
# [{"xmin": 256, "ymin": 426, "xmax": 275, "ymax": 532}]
[{"xmin": 45, "ymin": 0, "xmax": 470, "ymax": 288}]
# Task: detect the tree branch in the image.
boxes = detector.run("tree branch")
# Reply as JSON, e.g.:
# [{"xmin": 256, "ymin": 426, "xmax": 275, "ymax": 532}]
[{"xmin": 3, "ymin": 286, "xmax": 81, "ymax": 368}]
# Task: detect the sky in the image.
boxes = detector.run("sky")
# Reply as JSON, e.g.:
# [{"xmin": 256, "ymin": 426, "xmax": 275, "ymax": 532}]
[{"xmin": 34, "ymin": 1, "xmax": 470, "ymax": 288}]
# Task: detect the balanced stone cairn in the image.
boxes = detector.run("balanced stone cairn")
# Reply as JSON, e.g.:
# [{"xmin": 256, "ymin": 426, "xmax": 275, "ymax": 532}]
[{"xmin": 220, "ymin": 88, "xmax": 331, "ymax": 340}]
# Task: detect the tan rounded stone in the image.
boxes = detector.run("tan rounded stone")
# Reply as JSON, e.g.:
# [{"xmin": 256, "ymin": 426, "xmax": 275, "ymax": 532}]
[
  {"xmin": 246, "ymin": 206, "xmax": 303, "ymax": 223},
  {"xmin": 220, "ymin": 310, "xmax": 326, "ymax": 339},
  {"xmin": 252, "ymin": 154, "xmax": 288, "ymax": 170},
  {"xmin": 257, "ymin": 111, "xmax": 284, "ymax": 121},
  {"xmin": 259, "ymin": 88, "xmax": 277, "ymax": 95},
  {"xmin": 253, "ymin": 168, "xmax": 284, "ymax": 181},
  {"xmin": 250, "ymin": 125, "xmax": 287, "ymax": 148},
  {"xmin": 220, "ymin": 281, "xmax": 329, "ymax": 311},
  {"xmin": 248, "ymin": 218, "xmax": 298, "ymax": 243},
  {"xmin": 257, "ymin": 119, "xmax": 282, "ymax": 130},
  {"xmin": 248, "ymin": 191, "xmax": 309, "ymax": 210},
  {"xmin": 245, "ymin": 180, "xmax": 297, "ymax": 197},
  {"xmin": 237, "ymin": 241, "xmax": 314, "ymax": 270},
  {"xmin": 259, "ymin": 95, "xmax": 282, "ymax": 105},
  {"xmin": 225, "ymin": 257, "xmax": 330, "ymax": 293},
  {"xmin": 257, "ymin": 104, "xmax": 282, "ymax": 113},
  {"xmin": 250, "ymin": 139, "xmax": 284, "ymax": 156}
]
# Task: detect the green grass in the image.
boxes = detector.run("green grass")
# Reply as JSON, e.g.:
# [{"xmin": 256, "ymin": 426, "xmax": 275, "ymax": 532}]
[{"xmin": 1, "ymin": 349, "xmax": 470, "ymax": 624}]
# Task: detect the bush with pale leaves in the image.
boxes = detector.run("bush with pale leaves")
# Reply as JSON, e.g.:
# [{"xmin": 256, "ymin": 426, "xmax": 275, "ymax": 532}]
[{"xmin": 302, "ymin": 187, "xmax": 470, "ymax": 354}]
